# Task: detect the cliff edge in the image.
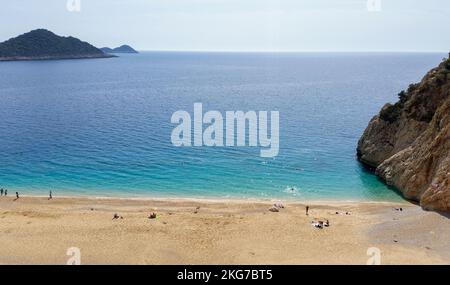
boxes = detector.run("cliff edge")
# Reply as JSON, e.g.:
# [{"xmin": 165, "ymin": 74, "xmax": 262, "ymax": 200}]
[{"xmin": 357, "ymin": 55, "xmax": 450, "ymax": 212}]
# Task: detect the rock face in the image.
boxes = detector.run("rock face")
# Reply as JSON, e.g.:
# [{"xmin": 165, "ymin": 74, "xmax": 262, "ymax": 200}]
[{"xmin": 357, "ymin": 56, "xmax": 450, "ymax": 213}]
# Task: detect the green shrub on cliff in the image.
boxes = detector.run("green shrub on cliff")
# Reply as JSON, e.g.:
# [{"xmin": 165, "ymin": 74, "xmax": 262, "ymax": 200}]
[
  {"xmin": 435, "ymin": 70, "xmax": 448, "ymax": 84},
  {"xmin": 398, "ymin": 90, "xmax": 407, "ymax": 103},
  {"xmin": 380, "ymin": 103, "xmax": 401, "ymax": 123},
  {"xmin": 407, "ymin": 83, "xmax": 419, "ymax": 93},
  {"xmin": 445, "ymin": 57, "xmax": 450, "ymax": 70}
]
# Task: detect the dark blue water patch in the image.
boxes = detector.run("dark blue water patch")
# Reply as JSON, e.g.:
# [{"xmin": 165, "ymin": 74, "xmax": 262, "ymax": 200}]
[{"xmin": 0, "ymin": 52, "xmax": 445, "ymax": 201}]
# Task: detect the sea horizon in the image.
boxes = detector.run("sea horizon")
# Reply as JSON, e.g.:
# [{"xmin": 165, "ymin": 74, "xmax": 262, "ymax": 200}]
[{"xmin": 129, "ymin": 50, "xmax": 449, "ymax": 54}]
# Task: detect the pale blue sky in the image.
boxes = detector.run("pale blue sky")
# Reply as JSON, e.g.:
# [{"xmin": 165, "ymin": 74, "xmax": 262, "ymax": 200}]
[{"xmin": 1, "ymin": 0, "xmax": 449, "ymax": 51}]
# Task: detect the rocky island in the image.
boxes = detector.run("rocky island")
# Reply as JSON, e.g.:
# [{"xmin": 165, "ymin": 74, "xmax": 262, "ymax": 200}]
[
  {"xmin": 0, "ymin": 29, "xmax": 114, "ymax": 61},
  {"xmin": 358, "ymin": 55, "xmax": 450, "ymax": 213},
  {"xmin": 101, "ymin": 45, "xmax": 138, "ymax": 54}
]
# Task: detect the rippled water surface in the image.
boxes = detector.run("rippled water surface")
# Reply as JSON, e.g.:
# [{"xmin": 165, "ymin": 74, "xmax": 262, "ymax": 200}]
[{"xmin": 0, "ymin": 52, "xmax": 444, "ymax": 200}]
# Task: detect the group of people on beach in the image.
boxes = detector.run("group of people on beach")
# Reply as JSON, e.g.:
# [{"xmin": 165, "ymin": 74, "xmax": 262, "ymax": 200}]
[
  {"xmin": 305, "ymin": 205, "xmax": 332, "ymax": 229},
  {"xmin": 0, "ymin": 189, "xmax": 53, "ymax": 200},
  {"xmin": 0, "ymin": 188, "xmax": 18, "ymax": 199},
  {"xmin": 0, "ymin": 188, "xmax": 8, "ymax": 196},
  {"xmin": 1, "ymin": 189, "xmax": 20, "ymax": 200}
]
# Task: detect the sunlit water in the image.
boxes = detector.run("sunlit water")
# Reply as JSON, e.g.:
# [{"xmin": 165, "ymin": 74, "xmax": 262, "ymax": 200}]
[{"xmin": 0, "ymin": 52, "xmax": 444, "ymax": 201}]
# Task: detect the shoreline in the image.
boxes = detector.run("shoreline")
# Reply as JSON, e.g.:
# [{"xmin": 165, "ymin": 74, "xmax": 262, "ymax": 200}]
[
  {"xmin": 4, "ymin": 192, "xmax": 409, "ymax": 206},
  {"xmin": 0, "ymin": 195, "xmax": 448, "ymax": 264}
]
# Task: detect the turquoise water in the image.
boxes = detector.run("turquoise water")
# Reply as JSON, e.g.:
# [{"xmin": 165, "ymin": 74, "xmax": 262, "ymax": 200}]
[{"xmin": 0, "ymin": 52, "xmax": 444, "ymax": 201}]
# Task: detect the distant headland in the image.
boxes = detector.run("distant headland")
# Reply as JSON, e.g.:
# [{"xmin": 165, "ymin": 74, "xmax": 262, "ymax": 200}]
[
  {"xmin": 0, "ymin": 29, "xmax": 115, "ymax": 61},
  {"xmin": 101, "ymin": 45, "xmax": 139, "ymax": 54}
]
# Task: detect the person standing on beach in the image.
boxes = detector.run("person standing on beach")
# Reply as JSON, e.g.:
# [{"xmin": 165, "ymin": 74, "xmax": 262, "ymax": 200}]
[
  {"xmin": 16, "ymin": 192, "xmax": 19, "ymax": 199},
  {"xmin": 0, "ymin": 189, "xmax": 3, "ymax": 196},
  {"xmin": 306, "ymin": 205, "xmax": 310, "ymax": 216},
  {"xmin": 5, "ymin": 189, "xmax": 7, "ymax": 196},
  {"xmin": 49, "ymin": 190, "xmax": 52, "ymax": 200}
]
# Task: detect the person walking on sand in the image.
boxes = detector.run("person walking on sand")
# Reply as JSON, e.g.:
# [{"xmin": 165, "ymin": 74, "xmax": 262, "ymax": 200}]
[
  {"xmin": 49, "ymin": 190, "xmax": 52, "ymax": 200},
  {"xmin": 16, "ymin": 192, "xmax": 19, "ymax": 199},
  {"xmin": 306, "ymin": 205, "xmax": 310, "ymax": 216},
  {"xmin": 5, "ymin": 189, "xmax": 7, "ymax": 196}
]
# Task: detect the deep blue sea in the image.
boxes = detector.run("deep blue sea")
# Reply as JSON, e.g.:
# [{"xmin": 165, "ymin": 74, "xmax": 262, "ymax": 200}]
[{"xmin": 0, "ymin": 52, "xmax": 445, "ymax": 200}]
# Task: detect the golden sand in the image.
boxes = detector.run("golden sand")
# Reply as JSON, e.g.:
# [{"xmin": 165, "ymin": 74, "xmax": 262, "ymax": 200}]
[{"xmin": 0, "ymin": 196, "xmax": 448, "ymax": 264}]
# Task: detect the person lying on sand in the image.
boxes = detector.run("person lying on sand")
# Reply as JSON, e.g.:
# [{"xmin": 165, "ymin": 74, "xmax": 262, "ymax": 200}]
[
  {"xmin": 273, "ymin": 203, "xmax": 284, "ymax": 209},
  {"xmin": 311, "ymin": 220, "xmax": 324, "ymax": 229},
  {"xmin": 269, "ymin": 206, "xmax": 279, "ymax": 212},
  {"xmin": 334, "ymin": 211, "xmax": 351, "ymax": 215},
  {"xmin": 269, "ymin": 203, "xmax": 285, "ymax": 212},
  {"xmin": 311, "ymin": 219, "xmax": 330, "ymax": 229},
  {"xmin": 112, "ymin": 213, "xmax": 123, "ymax": 220}
]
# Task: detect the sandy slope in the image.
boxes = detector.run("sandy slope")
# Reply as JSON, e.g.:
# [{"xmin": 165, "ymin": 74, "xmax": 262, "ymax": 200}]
[{"xmin": 0, "ymin": 196, "xmax": 448, "ymax": 264}]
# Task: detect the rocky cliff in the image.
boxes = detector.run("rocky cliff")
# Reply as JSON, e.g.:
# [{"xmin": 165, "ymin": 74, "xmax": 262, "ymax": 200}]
[{"xmin": 357, "ymin": 56, "xmax": 450, "ymax": 212}]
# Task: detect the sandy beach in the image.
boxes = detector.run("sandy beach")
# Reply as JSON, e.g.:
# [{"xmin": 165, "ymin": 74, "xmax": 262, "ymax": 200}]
[{"xmin": 0, "ymin": 195, "xmax": 448, "ymax": 265}]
